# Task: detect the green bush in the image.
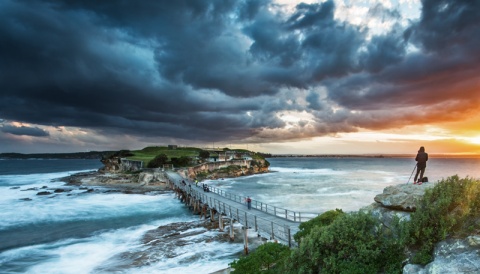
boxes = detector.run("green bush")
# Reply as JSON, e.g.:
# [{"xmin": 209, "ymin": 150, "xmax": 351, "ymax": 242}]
[
  {"xmin": 147, "ymin": 153, "xmax": 168, "ymax": 168},
  {"xmin": 284, "ymin": 212, "xmax": 404, "ymax": 274},
  {"xmin": 170, "ymin": 156, "xmax": 192, "ymax": 167},
  {"xmin": 405, "ymin": 175, "xmax": 480, "ymax": 264},
  {"xmin": 229, "ymin": 242, "xmax": 291, "ymax": 273},
  {"xmin": 294, "ymin": 209, "xmax": 344, "ymax": 244}
]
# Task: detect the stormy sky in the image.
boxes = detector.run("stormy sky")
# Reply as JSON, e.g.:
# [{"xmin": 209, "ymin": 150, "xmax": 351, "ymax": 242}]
[{"xmin": 1, "ymin": 0, "xmax": 480, "ymax": 154}]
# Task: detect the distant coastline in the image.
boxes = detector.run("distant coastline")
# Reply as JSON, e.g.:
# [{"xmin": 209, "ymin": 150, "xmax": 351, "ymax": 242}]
[
  {"xmin": 2, "ymin": 151, "xmax": 479, "ymax": 160},
  {"xmin": 0, "ymin": 151, "xmax": 112, "ymax": 160},
  {"xmin": 269, "ymin": 154, "xmax": 480, "ymax": 158}
]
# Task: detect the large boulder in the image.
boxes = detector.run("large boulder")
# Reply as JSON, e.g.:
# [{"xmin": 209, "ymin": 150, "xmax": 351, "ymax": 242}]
[
  {"xmin": 361, "ymin": 202, "xmax": 411, "ymax": 228},
  {"xmin": 403, "ymin": 236, "xmax": 480, "ymax": 273},
  {"xmin": 138, "ymin": 171, "xmax": 168, "ymax": 186},
  {"xmin": 374, "ymin": 183, "xmax": 435, "ymax": 212}
]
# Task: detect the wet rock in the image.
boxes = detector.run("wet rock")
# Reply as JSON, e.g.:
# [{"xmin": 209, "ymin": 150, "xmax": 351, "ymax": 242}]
[
  {"xmin": 374, "ymin": 183, "xmax": 434, "ymax": 211},
  {"xmin": 10, "ymin": 186, "xmax": 20, "ymax": 189},
  {"xmin": 22, "ymin": 187, "xmax": 38, "ymax": 191},
  {"xmin": 54, "ymin": 189, "xmax": 66, "ymax": 193},
  {"xmin": 37, "ymin": 191, "xmax": 52, "ymax": 195},
  {"xmin": 19, "ymin": 198, "xmax": 32, "ymax": 201}
]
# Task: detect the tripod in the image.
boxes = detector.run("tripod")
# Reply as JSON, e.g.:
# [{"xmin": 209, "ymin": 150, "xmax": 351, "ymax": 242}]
[{"xmin": 407, "ymin": 164, "xmax": 417, "ymax": 184}]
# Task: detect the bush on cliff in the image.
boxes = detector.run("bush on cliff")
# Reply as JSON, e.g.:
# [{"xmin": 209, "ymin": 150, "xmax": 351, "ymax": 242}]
[
  {"xmin": 404, "ymin": 175, "xmax": 480, "ymax": 264},
  {"xmin": 283, "ymin": 211, "xmax": 404, "ymax": 273},
  {"xmin": 230, "ymin": 242, "xmax": 290, "ymax": 273},
  {"xmin": 293, "ymin": 209, "xmax": 344, "ymax": 244}
]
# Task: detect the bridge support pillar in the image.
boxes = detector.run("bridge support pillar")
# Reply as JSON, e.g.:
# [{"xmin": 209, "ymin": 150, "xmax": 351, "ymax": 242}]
[
  {"xmin": 201, "ymin": 204, "xmax": 207, "ymax": 219},
  {"xmin": 219, "ymin": 214, "xmax": 224, "ymax": 232},
  {"xmin": 210, "ymin": 208, "xmax": 215, "ymax": 222},
  {"xmin": 229, "ymin": 219, "xmax": 234, "ymax": 241}
]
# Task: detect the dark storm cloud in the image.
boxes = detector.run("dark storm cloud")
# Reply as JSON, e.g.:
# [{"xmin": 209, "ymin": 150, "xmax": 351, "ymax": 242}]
[
  {"xmin": 322, "ymin": 0, "xmax": 480, "ymax": 132},
  {"xmin": 1, "ymin": 124, "xmax": 49, "ymax": 137},
  {"xmin": 0, "ymin": 0, "xmax": 479, "ymax": 149}
]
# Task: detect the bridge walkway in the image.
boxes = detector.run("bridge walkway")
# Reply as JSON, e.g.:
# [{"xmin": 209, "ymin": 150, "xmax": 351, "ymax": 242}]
[{"xmin": 165, "ymin": 171, "xmax": 320, "ymax": 247}]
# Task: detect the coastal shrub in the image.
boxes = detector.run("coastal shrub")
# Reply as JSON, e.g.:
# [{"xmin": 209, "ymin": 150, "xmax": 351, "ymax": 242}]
[
  {"xmin": 199, "ymin": 150, "xmax": 210, "ymax": 159},
  {"xmin": 229, "ymin": 242, "xmax": 291, "ymax": 273},
  {"xmin": 293, "ymin": 209, "xmax": 344, "ymax": 244},
  {"xmin": 405, "ymin": 175, "xmax": 480, "ymax": 264},
  {"xmin": 147, "ymin": 153, "xmax": 169, "ymax": 168},
  {"xmin": 283, "ymin": 211, "xmax": 404, "ymax": 274},
  {"xmin": 170, "ymin": 156, "xmax": 192, "ymax": 167}
]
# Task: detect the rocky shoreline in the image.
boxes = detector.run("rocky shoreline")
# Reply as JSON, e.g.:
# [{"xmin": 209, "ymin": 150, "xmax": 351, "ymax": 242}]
[
  {"xmin": 56, "ymin": 170, "xmax": 171, "ymax": 194},
  {"xmin": 44, "ymin": 168, "xmax": 480, "ymax": 273}
]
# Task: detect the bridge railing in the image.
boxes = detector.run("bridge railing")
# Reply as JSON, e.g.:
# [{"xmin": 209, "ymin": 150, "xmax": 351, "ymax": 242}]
[
  {"xmin": 169, "ymin": 176, "xmax": 297, "ymax": 246},
  {"xmin": 193, "ymin": 189, "xmax": 296, "ymax": 247},
  {"xmin": 202, "ymin": 183, "xmax": 320, "ymax": 222}
]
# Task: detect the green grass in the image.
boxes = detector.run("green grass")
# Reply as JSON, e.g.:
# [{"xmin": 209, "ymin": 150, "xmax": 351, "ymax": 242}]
[
  {"xmin": 125, "ymin": 146, "xmax": 262, "ymax": 166},
  {"xmin": 126, "ymin": 146, "xmax": 203, "ymax": 165}
]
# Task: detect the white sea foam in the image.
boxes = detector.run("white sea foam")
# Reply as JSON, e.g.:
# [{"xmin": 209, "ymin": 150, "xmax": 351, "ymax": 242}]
[
  {"xmin": 270, "ymin": 166, "xmax": 347, "ymax": 175},
  {"xmin": 0, "ymin": 190, "xmax": 180, "ymax": 230}
]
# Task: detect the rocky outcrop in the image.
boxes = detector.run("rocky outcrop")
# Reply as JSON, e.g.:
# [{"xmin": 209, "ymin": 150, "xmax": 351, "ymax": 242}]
[
  {"xmin": 404, "ymin": 236, "xmax": 480, "ymax": 273},
  {"xmin": 100, "ymin": 157, "xmax": 143, "ymax": 173},
  {"xmin": 137, "ymin": 170, "xmax": 169, "ymax": 186},
  {"xmin": 362, "ymin": 182, "xmax": 480, "ymax": 273},
  {"xmin": 373, "ymin": 183, "xmax": 434, "ymax": 211},
  {"xmin": 185, "ymin": 159, "xmax": 269, "ymax": 179},
  {"xmin": 61, "ymin": 169, "xmax": 169, "ymax": 192}
]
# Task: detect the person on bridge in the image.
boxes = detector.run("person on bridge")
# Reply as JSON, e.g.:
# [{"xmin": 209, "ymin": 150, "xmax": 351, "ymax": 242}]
[{"xmin": 246, "ymin": 196, "xmax": 252, "ymax": 210}]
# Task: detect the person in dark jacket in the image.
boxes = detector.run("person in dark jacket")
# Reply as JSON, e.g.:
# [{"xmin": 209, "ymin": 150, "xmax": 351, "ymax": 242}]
[{"xmin": 414, "ymin": 146, "xmax": 428, "ymax": 184}]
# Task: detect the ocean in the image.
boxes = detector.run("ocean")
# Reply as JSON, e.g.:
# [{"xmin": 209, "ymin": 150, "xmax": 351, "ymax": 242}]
[{"xmin": 1, "ymin": 157, "xmax": 480, "ymax": 273}]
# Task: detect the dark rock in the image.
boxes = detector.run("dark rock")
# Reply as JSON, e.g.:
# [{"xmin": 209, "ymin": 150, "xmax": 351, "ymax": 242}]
[
  {"xmin": 22, "ymin": 187, "xmax": 38, "ymax": 191},
  {"xmin": 10, "ymin": 186, "xmax": 20, "ymax": 189},
  {"xmin": 54, "ymin": 189, "xmax": 66, "ymax": 193},
  {"xmin": 19, "ymin": 198, "xmax": 32, "ymax": 201},
  {"xmin": 37, "ymin": 191, "xmax": 52, "ymax": 195}
]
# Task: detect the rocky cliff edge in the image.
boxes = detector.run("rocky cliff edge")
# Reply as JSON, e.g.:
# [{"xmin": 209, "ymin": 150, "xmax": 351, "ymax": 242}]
[{"xmin": 362, "ymin": 183, "xmax": 480, "ymax": 273}]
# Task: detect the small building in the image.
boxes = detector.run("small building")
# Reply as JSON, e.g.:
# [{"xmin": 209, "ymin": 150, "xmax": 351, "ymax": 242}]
[{"xmin": 168, "ymin": 145, "xmax": 178, "ymax": 150}]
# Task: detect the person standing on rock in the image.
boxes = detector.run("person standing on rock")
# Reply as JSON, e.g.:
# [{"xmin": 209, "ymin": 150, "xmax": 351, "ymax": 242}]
[{"xmin": 414, "ymin": 146, "xmax": 428, "ymax": 185}]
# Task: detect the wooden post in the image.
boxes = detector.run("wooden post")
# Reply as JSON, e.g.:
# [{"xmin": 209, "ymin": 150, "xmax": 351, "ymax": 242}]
[
  {"xmin": 243, "ymin": 227, "xmax": 249, "ymax": 255},
  {"xmin": 271, "ymin": 222, "xmax": 275, "ymax": 240},
  {"xmin": 287, "ymin": 226, "xmax": 292, "ymax": 247},
  {"xmin": 245, "ymin": 212, "xmax": 248, "ymax": 228}
]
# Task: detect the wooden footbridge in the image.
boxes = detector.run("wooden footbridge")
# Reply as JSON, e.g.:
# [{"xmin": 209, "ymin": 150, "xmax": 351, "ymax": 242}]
[{"xmin": 164, "ymin": 171, "xmax": 320, "ymax": 249}]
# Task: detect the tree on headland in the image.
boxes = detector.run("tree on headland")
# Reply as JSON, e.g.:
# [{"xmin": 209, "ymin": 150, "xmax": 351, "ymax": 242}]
[
  {"xmin": 147, "ymin": 153, "xmax": 169, "ymax": 168},
  {"xmin": 199, "ymin": 150, "xmax": 210, "ymax": 159},
  {"xmin": 170, "ymin": 156, "xmax": 191, "ymax": 167}
]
